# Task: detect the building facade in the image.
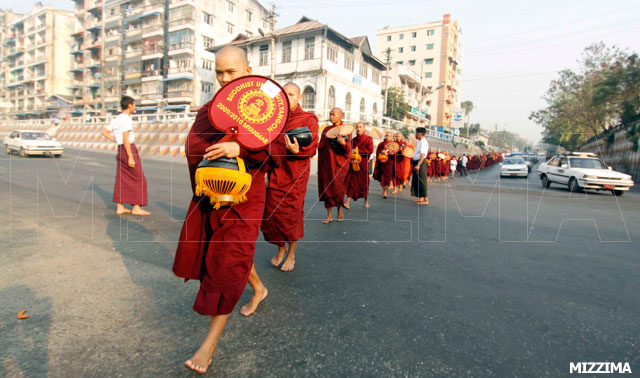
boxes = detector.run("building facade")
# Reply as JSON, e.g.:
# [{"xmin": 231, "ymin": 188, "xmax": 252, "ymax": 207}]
[
  {"xmin": 376, "ymin": 14, "xmax": 463, "ymax": 128},
  {"xmin": 214, "ymin": 17, "xmax": 385, "ymax": 122},
  {"xmin": 71, "ymin": 0, "xmax": 271, "ymax": 115},
  {"xmin": 384, "ymin": 64, "xmax": 437, "ymax": 126},
  {"xmin": 2, "ymin": 6, "xmax": 74, "ymax": 119},
  {"xmin": 1, "ymin": 10, "xmax": 24, "ymax": 117}
]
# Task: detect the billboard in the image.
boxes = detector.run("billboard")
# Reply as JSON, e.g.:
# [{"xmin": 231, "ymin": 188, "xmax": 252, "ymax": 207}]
[{"xmin": 452, "ymin": 109, "xmax": 465, "ymax": 129}]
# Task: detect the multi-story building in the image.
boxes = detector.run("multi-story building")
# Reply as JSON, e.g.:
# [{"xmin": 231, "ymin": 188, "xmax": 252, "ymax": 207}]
[
  {"xmin": 2, "ymin": 6, "xmax": 73, "ymax": 119},
  {"xmin": 376, "ymin": 14, "xmax": 463, "ymax": 128},
  {"xmin": 1, "ymin": 10, "xmax": 23, "ymax": 117},
  {"xmin": 71, "ymin": 0, "xmax": 271, "ymax": 115},
  {"xmin": 213, "ymin": 17, "xmax": 385, "ymax": 122},
  {"xmin": 384, "ymin": 64, "xmax": 438, "ymax": 126}
]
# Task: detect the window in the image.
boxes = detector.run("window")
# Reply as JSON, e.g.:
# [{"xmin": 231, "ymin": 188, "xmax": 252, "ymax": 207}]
[
  {"xmin": 344, "ymin": 54, "xmax": 354, "ymax": 71},
  {"xmin": 245, "ymin": 10, "xmax": 252, "ymax": 21},
  {"xmin": 372, "ymin": 70, "xmax": 379, "ymax": 84},
  {"xmin": 203, "ymin": 12, "xmax": 214, "ymax": 25},
  {"xmin": 359, "ymin": 62, "xmax": 367, "ymax": 78},
  {"xmin": 412, "ymin": 31, "xmax": 417, "ymax": 38},
  {"xmin": 202, "ymin": 59, "xmax": 213, "ymax": 70},
  {"xmin": 226, "ymin": 22, "xmax": 233, "ymax": 34},
  {"xmin": 263, "ymin": 20, "xmax": 269, "ymax": 30},
  {"xmin": 359, "ymin": 98, "xmax": 365, "ymax": 114},
  {"xmin": 396, "ymin": 60, "xmax": 403, "ymax": 65},
  {"xmin": 327, "ymin": 43, "xmax": 338, "ymax": 63},
  {"xmin": 203, "ymin": 36, "xmax": 215, "ymax": 49},
  {"xmin": 302, "ymin": 86, "xmax": 315, "ymax": 110},
  {"xmin": 328, "ymin": 86, "xmax": 336, "ymax": 109},
  {"xmin": 399, "ymin": 33, "xmax": 404, "ymax": 40},
  {"xmin": 304, "ymin": 37, "xmax": 314, "ymax": 60},
  {"xmin": 345, "ymin": 92, "xmax": 352, "ymax": 119},
  {"xmin": 426, "ymin": 43, "xmax": 434, "ymax": 50},
  {"xmin": 409, "ymin": 60, "xmax": 415, "ymax": 66},
  {"xmin": 425, "ymin": 72, "xmax": 432, "ymax": 78},
  {"xmin": 373, "ymin": 102, "xmax": 378, "ymax": 115},
  {"xmin": 411, "ymin": 45, "xmax": 416, "ymax": 52},
  {"xmin": 424, "ymin": 58, "xmax": 434, "ymax": 64},
  {"xmin": 227, "ymin": 1, "xmax": 234, "ymax": 12},
  {"xmin": 110, "ymin": 8, "xmax": 115, "ymax": 15},
  {"xmin": 427, "ymin": 29, "xmax": 434, "ymax": 36},
  {"xmin": 259, "ymin": 45, "xmax": 268, "ymax": 66},
  {"xmin": 386, "ymin": 35, "xmax": 391, "ymax": 41},
  {"xmin": 282, "ymin": 41, "xmax": 291, "ymax": 63},
  {"xmin": 201, "ymin": 82, "xmax": 213, "ymax": 93},
  {"xmin": 398, "ymin": 47, "xmax": 403, "ymax": 53}
]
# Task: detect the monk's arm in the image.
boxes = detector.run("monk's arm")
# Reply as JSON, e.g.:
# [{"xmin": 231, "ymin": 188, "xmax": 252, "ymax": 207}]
[{"xmin": 101, "ymin": 128, "xmax": 114, "ymax": 143}]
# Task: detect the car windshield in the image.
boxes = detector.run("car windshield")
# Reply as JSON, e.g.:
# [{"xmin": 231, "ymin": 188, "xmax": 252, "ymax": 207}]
[
  {"xmin": 569, "ymin": 157, "xmax": 607, "ymax": 169},
  {"xmin": 22, "ymin": 132, "xmax": 51, "ymax": 140},
  {"xmin": 503, "ymin": 159, "xmax": 525, "ymax": 165}
]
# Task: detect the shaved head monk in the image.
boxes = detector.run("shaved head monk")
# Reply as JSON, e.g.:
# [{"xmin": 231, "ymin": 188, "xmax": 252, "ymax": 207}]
[
  {"xmin": 318, "ymin": 107, "xmax": 352, "ymax": 223},
  {"xmin": 345, "ymin": 121, "xmax": 374, "ymax": 209},
  {"xmin": 260, "ymin": 82, "xmax": 319, "ymax": 271},
  {"xmin": 392, "ymin": 132, "xmax": 407, "ymax": 193},
  {"xmin": 171, "ymin": 46, "xmax": 285, "ymax": 374},
  {"xmin": 373, "ymin": 131, "xmax": 395, "ymax": 198}
]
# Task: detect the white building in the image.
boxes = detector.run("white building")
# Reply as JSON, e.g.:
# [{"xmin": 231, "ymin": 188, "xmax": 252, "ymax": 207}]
[
  {"xmin": 384, "ymin": 64, "xmax": 439, "ymax": 126},
  {"xmin": 213, "ymin": 16, "xmax": 385, "ymax": 122}
]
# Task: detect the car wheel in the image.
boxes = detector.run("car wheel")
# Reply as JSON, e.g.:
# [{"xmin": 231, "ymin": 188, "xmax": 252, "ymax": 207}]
[
  {"xmin": 541, "ymin": 174, "xmax": 550, "ymax": 188},
  {"xmin": 568, "ymin": 177, "xmax": 581, "ymax": 193},
  {"xmin": 19, "ymin": 147, "xmax": 26, "ymax": 157},
  {"xmin": 613, "ymin": 190, "xmax": 624, "ymax": 197}
]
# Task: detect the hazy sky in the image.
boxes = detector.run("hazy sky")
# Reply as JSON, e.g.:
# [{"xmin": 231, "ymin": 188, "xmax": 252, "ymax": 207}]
[{"xmin": 3, "ymin": 0, "xmax": 639, "ymax": 143}]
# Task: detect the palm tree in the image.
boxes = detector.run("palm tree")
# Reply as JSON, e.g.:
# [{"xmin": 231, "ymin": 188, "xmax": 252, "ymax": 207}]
[{"xmin": 460, "ymin": 101, "xmax": 474, "ymax": 137}]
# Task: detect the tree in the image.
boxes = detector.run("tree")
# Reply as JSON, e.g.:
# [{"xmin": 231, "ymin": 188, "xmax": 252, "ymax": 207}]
[
  {"xmin": 460, "ymin": 122, "xmax": 481, "ymax": 137},
  {"xmin": 384, "ymin": 87, "xmax": 411, "ymax": 121},
  {"xmin": 594, "ymin": 52, "xmax": 640, "ymax": 125}
]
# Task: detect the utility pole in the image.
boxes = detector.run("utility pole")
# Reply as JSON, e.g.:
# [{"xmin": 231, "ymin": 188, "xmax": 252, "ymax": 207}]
[
  {"xmin": 416, "ymin": 63, "xmax": 424, "ymax": 127},
  {"xmin": 268, "ymin": 3, "xmax": 277, "ymax": 79},
  {"xmin": 382, "ymin": 47, "xmax": 392, "ymax": 118}
]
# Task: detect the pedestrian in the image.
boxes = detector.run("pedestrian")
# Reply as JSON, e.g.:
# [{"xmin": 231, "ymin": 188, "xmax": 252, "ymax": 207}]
[
  {"xmin": 171, "ymin": 46, "xmax": 286, "ymax": 374},
  {"xmin": 345, "ymin": 121, "xmax": 374, "ymax": 209},
  {"xmin": 372, "ymin": 132, "xmax": 395, "ymax": 199},
  {"xmin": 100, "ymin": 96, "xmax": 150, "ymax": 216},
  {"xmin": 461, "ymin": 153, "xmax": 469, "ymax": 176},
  {"xmin": 450, "ymin": 155, "xmax": 458, "ymax": 179},
  {"xmin": 411, "ymin": 127, "xmax": 429, "ymax": 205},
  {"xmin": 261, "ymin": 82, "xmax": 319, "ymax": 273},
  {"xmin": 318, "ymin": 107, "xmax": 352, "ymax": 223}
]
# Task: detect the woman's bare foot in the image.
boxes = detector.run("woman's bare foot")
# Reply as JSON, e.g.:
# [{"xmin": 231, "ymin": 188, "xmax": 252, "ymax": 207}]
[
  {"xmin": 364, "ymin": 200, "xmax": 370, "ymax": 208},
  {"xmin": 280, "ymin": 257, "xmax": 295, "ymax": 272},
  {"xmin": 271, "ymin": 246, "xmax": 286, "ymax": 267},
  {"xmin": 116, "ymin": 208, "xmax": 131, "ymax": 215},
  {"xmin": 240, "ymin": 287, "xmax": 268, "ymax": 317},
  {"xmin": 185, "ymin": 345, "xmax": 214, "ymax": 374}
]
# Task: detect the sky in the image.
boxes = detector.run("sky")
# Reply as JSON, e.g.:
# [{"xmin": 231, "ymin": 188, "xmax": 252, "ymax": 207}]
[{"xmin": 3, "ymin": 0, "xmax": 640, "ymax": 143}]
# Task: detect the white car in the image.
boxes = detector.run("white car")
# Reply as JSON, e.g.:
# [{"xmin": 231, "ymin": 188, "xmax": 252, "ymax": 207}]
[
  {"xmin": 500, "ymin": 157, "xmax": 529, "ymax": 177},
  {"xmin": 537, "ymin": 152, "xmax": 634, "ymax": 196},
  {"xmin": 4, "ymin": 130, "xmax": 64, "ymax": 157}
]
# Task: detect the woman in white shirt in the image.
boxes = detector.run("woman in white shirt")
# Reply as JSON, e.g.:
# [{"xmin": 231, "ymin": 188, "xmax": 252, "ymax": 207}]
[{"xmin": 450, "ymin": 156, "xmax": 458, "ymax": 179}]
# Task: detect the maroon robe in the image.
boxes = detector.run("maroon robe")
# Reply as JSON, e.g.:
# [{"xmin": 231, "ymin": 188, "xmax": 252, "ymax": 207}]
[
  {"xmin": 113, "ymin": 144, "xmax": 148, "ymax": 206},
  {"xmin": 393, "ymin": 141, "xmax": 407, "ymax": 186},
  {"xmin": 373, "ymin": 141, "xmax": 394, "ymax": 187},
  {"xmin": 172, "ymin": 100, "xmax": 286, "ymax": 316},
  {"xmin": 346, "ymin": 133, "xmax": 373, "ymax": 201},
  {"xmin": 262, "ymin": 105, "xmax": 319, "ymax": 246},
  {"xmin": 317, "ymin": 123, "xmax": 352, "ymax": 208}
]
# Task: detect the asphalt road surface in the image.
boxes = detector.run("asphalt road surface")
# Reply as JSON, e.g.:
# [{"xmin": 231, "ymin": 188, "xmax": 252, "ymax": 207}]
[{"xmin": 1, "ymin": 148, "xmax": 639, "ymax": 377}]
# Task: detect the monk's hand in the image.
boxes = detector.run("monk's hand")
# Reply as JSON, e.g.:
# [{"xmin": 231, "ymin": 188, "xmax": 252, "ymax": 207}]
[
  {"xmin": 285, "ymin": 135, "xmax": 300, "ymax": 154},
  {"xmin": 337, "ymin": 136, "xmax": 347, "ymax": 146},
  {"xmin": 204, "ymin": 141, "xmax": 240, "ymax": 160},
  {"xmin": 128, "ymin": 156, "xmax": 136, "ymax": 168}
]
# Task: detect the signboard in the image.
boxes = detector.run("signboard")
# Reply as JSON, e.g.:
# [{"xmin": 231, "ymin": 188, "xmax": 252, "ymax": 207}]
[
  {"xmin": 451, "ymin": 109, "xmax": 465, "ymax": 129},
  {"xmin": 410, "ymin": 106, "xmax": 427, "ymax": 118}
]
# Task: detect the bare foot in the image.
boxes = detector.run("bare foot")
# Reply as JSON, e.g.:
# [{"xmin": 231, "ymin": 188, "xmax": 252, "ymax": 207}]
[
  {"xmin": 280, "ymin": 257, "xmax": 295, "ymax": 272},
  {"xmin": 364, "ymin": 202, "xmax": 370, "ymax": 209},
  {"xmin": 337, "ymin": 208, "xmax": 344, "ymax": 222},
  {"xmin": 271, "ymin": 246, "xmax": 286, "ymax": 267},
  {"xmin": 116, "ymin": 208, "xmax": 131, "ymax": 215},
  {"xmin": 240, "ymin": 287, "xmax": 268, "ymax": 317},
  {"xmin": 343, "ymin": 203, "xmax": 350, "ymax": 210},
  {"xmin": 321, "ymin": 216, "xmax": 333, "ymax": 224},
  {"xmin": 185, "ymin": 346, "xmax": 214, "ymax": 374},
  {"xmin": 131, "ymin": 209, "xmax": 151, "ymax": 216}
]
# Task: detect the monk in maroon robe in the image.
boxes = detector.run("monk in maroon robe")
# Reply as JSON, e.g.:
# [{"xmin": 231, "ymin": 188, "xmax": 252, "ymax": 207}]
[
  {"xmin": 392, "ymin": 132, "xmax": 407, "ymax": 193},
  {"xmin": 171, "ymin": 46, "xmax": 285, "ymax": 374},
  {"xmin": 318, "ymin": 107, "xmax": 351, "ymax": 223},
  {"xmin": 373, "ymin": 132, "xmax": 395, "ymax": 198},
  {"xmin": 262, "ymin": 83, "xmax": 319, "ymax": 272},
  {"xmin": 345, "ymin": 121, "xmax": 374, "ymax": 209}
]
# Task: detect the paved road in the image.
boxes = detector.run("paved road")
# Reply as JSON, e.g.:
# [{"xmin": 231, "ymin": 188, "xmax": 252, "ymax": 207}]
[{"xmin": 1, "ymin": 149, "xmax": 639, "ymax": 377}]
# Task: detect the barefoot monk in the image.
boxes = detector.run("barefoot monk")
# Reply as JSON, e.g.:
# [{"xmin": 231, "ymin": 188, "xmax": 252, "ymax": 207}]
[{"xmin": 345, "ymin": 121, "xmax": 374, "ymax": 209}]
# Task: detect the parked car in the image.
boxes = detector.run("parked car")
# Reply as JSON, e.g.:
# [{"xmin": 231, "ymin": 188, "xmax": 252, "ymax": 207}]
[
  {"xmin": 536, "ymin": 152, "xmax": 634, "ymax": 196},
  {"xmin": 500, "ymin": 157, "xmax": 529, "ymax": 178},
  {"xmin": 4, "ymin": 130, "xmax": 64, "ymax": 157}
]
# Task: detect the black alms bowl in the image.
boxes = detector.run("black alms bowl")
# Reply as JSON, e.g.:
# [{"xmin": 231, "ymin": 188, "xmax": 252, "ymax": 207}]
[{"xmin": 285, "ymin": 126, "xmax": 313, "ymax": 147}]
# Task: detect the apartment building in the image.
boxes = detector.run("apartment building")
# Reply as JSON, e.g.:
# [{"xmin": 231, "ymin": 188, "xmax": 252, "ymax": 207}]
[
  {"xmin": 71, "ymin": 0, "xmax": 271, "ymax": 115},
  {"xmin": 1, "ymin": 10, "xmax": 23, "ymax": 116},
  {"xmin": 214, "ymin": 17, "xmax": 385, "ymax": 122},
  {"xmin": 384, "ymin": 64, "xmax": 437, "ymax": 126},
  {"xmin": 2, "ymin": 6, "xmax": 74, "ymax": 119},
  {"xmin": 376, "ymin": 14, "xmax": 464, "ymax": 128}
]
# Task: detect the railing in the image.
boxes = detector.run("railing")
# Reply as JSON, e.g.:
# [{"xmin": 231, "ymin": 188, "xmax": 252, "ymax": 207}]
[
  {"xmin": 142, "ymin": 69, "xmax": 162, "ymax": 77},
  {"xmin": 142, "ymin": 46, "xmax": 163, "ymax": 55},
  {"xmin": 168, "ymin": 41, "xmax": 194, "ymax": 51},
  {"xmin": 167, "ymin": 67, "xmax": 193, "ymax": 75},
  {"xmin": 167, "ymin": 90, "xmax": 193, "ymax": 98},
  {"xmin": 169, "ymin": 18, "xmax": 195, "ymax": 27}
]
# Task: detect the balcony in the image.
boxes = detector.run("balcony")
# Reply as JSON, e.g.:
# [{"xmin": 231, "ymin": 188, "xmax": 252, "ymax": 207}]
[
  {"xmin": 167, "ymin": 89, "xmax": 193, "ymax": 98},
  {"xmin": 168, "ymin": 41, "xmax": 194, "ymax": 54},
  {"xmin": 142, "ymin": 68, "xmax": 162, "ymax": 79},
  {"xmin": 142, "ymin": 45, "xmax": 163, "ymax": 58},
  {"xmin": 169, "ymin": 18, "xmax": 195, "ymax": 31}
]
